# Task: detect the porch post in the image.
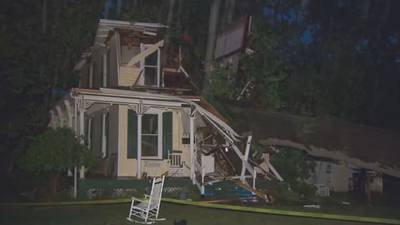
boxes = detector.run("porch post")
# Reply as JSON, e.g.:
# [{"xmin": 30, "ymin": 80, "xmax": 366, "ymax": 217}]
[
  {"xmin": 252, "ymin": 167, "xmax": 257, "ymax": 190},
  {"xmin": 137, "ymin": 113, "xmax": 143, "ymax": 179},
  {"xmin": 79, "ymin": 108, "xmax": 85, "ymax": 179},
  {"xmin": 190, "ymin": 115, "xmax": 195, "ymax": 184},
  {"xmin": 240, "ymin": 136, "xmax": 252, "ymax": 183}
]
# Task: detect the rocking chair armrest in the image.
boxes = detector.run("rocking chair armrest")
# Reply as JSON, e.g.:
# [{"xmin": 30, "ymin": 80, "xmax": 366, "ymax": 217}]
[{"xmin": 131, "ymin": 197, "xmax": 147, "ymax": 203}]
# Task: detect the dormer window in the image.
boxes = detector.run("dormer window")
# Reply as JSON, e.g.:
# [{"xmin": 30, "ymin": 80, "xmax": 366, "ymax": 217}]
[{"xmin": 141, "ymin": 44, "xmax": 160, "ymax": 87}]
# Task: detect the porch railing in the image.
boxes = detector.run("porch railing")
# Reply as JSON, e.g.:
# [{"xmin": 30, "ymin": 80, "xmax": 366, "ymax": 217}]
[{"xmin": 169, "ymin": 152, "xmax": 182, "ymax": 168}]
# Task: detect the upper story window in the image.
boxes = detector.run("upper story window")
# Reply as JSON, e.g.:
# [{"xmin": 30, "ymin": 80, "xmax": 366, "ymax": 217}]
[{"xmin": 141, "ymin": 44, "xmax": 160, "ymax": 87}]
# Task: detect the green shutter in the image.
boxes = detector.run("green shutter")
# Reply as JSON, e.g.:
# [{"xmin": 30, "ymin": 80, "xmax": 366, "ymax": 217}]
[
  {"xmin": 127, "ymin": 110, "xmax": 137, "ymax": 159},
  {"xmin": 162, "ymin": 112, "xmax": 173, "ymax": 159}
]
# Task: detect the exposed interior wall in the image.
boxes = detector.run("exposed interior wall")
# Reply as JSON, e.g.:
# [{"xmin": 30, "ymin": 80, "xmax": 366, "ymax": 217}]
[
  {"xmin": 118, "ymin": 42, "xmax": 141, "ymax": 87},
  {"xmin": 119, "ymin": 65, "xmax": 141, "ymax": 87}
]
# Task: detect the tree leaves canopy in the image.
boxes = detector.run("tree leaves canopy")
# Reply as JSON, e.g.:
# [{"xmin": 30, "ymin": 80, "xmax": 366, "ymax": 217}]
[{"xmin": 19, "ymin": 128, "xmax": 95, "ymax": 173}]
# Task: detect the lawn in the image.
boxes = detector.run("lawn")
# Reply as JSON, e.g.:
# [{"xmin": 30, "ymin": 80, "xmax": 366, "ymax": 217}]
[{"xmin": 0, "ymin": 202, "xmax": 378, "ymax": 225}]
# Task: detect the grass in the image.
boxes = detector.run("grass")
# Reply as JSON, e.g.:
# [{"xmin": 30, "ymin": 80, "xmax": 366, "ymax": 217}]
[{"xmin": 0, "ymin": 202, "xmax": 389, "ymax": 225}]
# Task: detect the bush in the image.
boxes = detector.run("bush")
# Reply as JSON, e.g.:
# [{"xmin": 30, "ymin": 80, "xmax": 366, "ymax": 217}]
[
  {"xmin": 18, "ymin": 127, "xmax": 96, "ymax": 196},
  {"xmin": 269, "ymin": 147, "xmax": 317, "ymax": 203}
]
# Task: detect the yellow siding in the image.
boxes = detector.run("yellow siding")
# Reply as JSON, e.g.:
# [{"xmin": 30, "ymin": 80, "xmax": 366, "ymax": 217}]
[
  {"xmin": 118, "ymin": 66, "xmax": 140, "ymax": 87},
  {"xmin": 117, "ymin": 105, "xmax": 136, "ymax": 176}
]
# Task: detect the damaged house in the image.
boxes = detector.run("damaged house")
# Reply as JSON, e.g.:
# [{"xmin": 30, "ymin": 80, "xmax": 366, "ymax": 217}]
[{"xmin": 49, "ymin": 19, "xmax": 281, "ymax": 199}]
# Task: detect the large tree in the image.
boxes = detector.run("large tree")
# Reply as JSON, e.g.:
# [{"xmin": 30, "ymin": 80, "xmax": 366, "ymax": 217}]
[
  {"xmin": 212, "ymin": 0, "xmax": 400, "ymax": 130},
  {"xmin": 0, "ymin": 0, "xmax": 103, "ymax": 177}
]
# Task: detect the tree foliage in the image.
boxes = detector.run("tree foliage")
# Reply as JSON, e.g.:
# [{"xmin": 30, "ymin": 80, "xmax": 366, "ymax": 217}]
[
  {"xmin": 270, "ymin": 147, "xmax": 316, "ymax": 200},
  {"xmin": 0, "ymin": 0, "xmax": 102, "ymax": 170},
  {"xmin": 212, "ymin": 0, "xmax": 400, "ymax": 130},
  {"xmin": 19, "ymin": 128, "xmax": 95, "ymax": 173}
]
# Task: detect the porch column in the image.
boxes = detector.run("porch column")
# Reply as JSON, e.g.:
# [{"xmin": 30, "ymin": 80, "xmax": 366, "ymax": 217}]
[
  {"xmin": 137, "ymin": 113, "xmax": 143, "ymax": 179},
  {"xmin": 240, "ymin": 136, "xmax": 252, "ymax": 183},
  {"xmin": 79, "ymin": 108, "xmax": 85, "ymax": 179},
  {"xmin": 190, "ymin": 115, "xmax": 195, "ymax": 184}
]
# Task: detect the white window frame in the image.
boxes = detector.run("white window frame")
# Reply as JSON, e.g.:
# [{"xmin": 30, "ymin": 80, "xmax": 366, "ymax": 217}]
[
  {"xmin": 140, "ymin": 43, "xmax": 161, "ymax": 87},
  {"xmin": 141, "ymin": 109, "xmax": 162, "ymax": 160}
]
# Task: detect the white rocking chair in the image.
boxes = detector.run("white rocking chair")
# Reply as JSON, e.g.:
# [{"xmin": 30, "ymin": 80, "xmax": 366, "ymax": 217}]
[{"xmin": 127, "ymin": 176, "xmax": 166, "ymax": 224}]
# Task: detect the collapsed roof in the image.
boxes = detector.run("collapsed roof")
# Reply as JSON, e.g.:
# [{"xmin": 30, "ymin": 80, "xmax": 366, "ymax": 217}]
[{"xmin": 230, "ymin": 106, "xmax": 400, "ymax": 177}]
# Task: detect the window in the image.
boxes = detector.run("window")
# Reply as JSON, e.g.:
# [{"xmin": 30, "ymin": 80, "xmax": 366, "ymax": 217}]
[
  {"xmin": 141, "ymin": 44, "xmax": 160, "ymax": 86},
  {"xmin": 142, "ymin": 114, "xmax": 159, "ymax": 157},
  {"xmin": 127, "ymin": 110, "xmax": 172, "ymax": 160}
]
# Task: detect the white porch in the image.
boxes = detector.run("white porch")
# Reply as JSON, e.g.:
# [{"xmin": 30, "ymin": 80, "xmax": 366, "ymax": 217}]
[{"xmin": 50, "ymin": 88, "xmax": 262, "ymax": 198}]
